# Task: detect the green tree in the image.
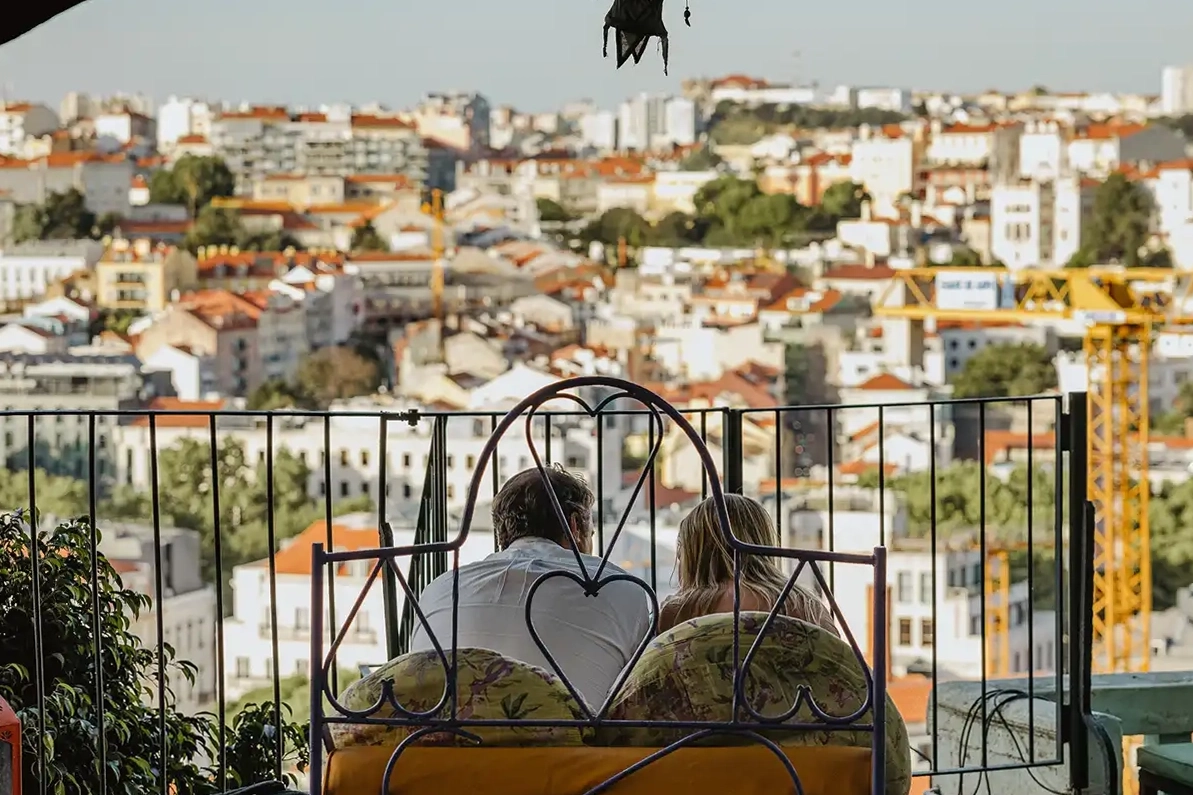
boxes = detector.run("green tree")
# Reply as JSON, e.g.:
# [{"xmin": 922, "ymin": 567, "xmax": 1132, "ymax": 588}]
[
  {"xmin": 946, "ymin": 246, "xmax": 985, "ymax": 267},
  {"xmin": 650, "ymin": 211, "xmax": 701, "ymax": 246},
  {"xmin": 709, "ymin": 105, "xmax": 907, "ymax": 145},
  {"xmin": 149, "ymin": 155, "xmax": 236, "ymax": 218},
  {"xmin": 951, "ymin": 342, "xmax": 1058, "ymax": 399},
  {"xmin": 350, "ymin": 221, "xmax": 390, "ymax": 252},
  {"xmin": 784, "ymin": 343, "xmax": 811, "ymax": 403},
  {"xmin": 819, "ymin": 180, "xmax": 869, "ymax": 221},
  {"xmin": 295, "ymin": 346, "xmax": 382, "ymax": 409},
  {"xmin": 229, "ymin": 669, "xmax": 362, "ymax": 726},
  {"xmin": 1075, "ymin": 173, "xmax": 1154, "ymax": 267},
  {"xmin": 535, "ymin": 197, "xmax": 571, "ymax": 223},
  {"xmin": 13, "ymin": 188, "xmax": 98, "ymax": 242},
  {"xmin": 581, "ymin": 207, "xmax": 653, "ymax": 247},
  {"xmin": 678, "ymin": 146, "xmax": 723, "ymax": 171},
  {"xmin": 1153, "ymin": 381, "xmax": 1193, "ymax": 436},
  {"xmin": 184, "ymin": 206, "xmax": 243, "ymax": 253},
  {"xmin": 0, "ymin": 516, "xmax": 309, "ymax": 794},
  {"xmin": 248, "ymin": 379, "xmax": 308, "ymax": 410}
]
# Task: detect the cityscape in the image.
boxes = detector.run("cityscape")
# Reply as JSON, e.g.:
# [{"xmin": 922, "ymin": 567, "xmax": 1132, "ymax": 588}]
[{"xmin": 4, "ymin": 7, "xmax": 1193, "ymax": 791}]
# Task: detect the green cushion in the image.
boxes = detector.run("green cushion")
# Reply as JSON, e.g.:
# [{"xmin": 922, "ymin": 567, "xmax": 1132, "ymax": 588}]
[
  {"xmin": 1138, "ymin": 743, "xmax": 1193, "ymax": 785},
  {"xmin": 596, "ymin": 613, "xmax": 911, "ymax": 795},
  {"xmin": 329, "ymin": 648, "xmax": 592, "ymax": 748}
]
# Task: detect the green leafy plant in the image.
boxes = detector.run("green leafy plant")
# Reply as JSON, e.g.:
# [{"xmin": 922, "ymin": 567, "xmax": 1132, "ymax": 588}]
[{"xmin": 0, "ymin": 514, "xmax": 309, "ymax": 795}]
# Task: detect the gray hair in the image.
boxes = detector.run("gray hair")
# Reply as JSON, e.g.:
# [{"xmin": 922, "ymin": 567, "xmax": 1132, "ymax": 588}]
[{"xmin": 492, "ymin": 465, "xmax": 594, "ymax": 550}]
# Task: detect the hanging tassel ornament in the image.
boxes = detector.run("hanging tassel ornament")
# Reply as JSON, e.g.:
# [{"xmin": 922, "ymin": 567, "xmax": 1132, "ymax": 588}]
[
  {"xmin": 603, "ymin": 0, "xmax": 671, "ymax": 75},
  {"xmin": 684, "ymin": 0, "xmax": 691, "ymax": 27}
]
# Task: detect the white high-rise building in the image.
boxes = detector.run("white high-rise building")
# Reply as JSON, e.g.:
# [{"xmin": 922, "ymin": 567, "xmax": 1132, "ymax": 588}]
[
  {"xmin": 579, "ymin": 110, "xmax": 618, "ymax": 152},
  {"xmin": 663, "ymin": 97, "xmax": 698, "ymax": 148},
  {"xmin": 157, "ymin": 97, "xmax": 215, "ymax": 150},
  {"xmin": 1162, "ymin": 66, "xmax": 1193, "ymax": 116}
]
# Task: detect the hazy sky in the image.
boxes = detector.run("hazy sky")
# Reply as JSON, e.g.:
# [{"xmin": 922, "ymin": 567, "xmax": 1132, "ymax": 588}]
[{"xmin": 0, "ymin": 0, "xmax": 1190, "ymax": 111}]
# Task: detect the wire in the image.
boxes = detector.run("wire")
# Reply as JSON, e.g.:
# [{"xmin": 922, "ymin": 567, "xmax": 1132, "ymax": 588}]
[{"xmin": 951, "ymin": 686, "xmax": 1120, "ymax": 795}]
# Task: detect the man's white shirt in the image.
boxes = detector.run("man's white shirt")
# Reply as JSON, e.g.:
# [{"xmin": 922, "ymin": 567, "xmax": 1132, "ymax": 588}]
[{"xmin": 408, "ymin": 537, "xmax": 653, "ymax": 708}]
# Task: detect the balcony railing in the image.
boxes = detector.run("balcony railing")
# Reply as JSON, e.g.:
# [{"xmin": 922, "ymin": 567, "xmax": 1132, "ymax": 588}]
[{"xmin": 0, "ymin": 388, "xmax": 1117, "ymax": 795}]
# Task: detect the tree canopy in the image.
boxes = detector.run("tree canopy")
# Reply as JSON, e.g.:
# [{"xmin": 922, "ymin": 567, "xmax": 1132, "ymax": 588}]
[
  {"xmin": 580, "ymin": 175, "xmax": 868, "ymax": 252},
  {"xmin": 148, "ymin": 155, "xmax": 236, "ymax": 218},
  {"xmin": 184, "ymin": 205, "xmax": 300, "ymax": 254},
  {"xmin": 0, "ymin": 516, "xmax": 308, "ymax": 794},
  {"xmin": 12, "ymin": 188, "xmax": 119, "ymax": 243},
  {"xmin": 951, "ymin": 342, "xmax": 1058, "ymax": 399},
  {"xmin": 350, "ymin": 221, "xmax": 390, "ymax": 252},
  {"xmin": 535, "ymin": 197, "xmax": 571, "ymax": 223},
  {"xmin": 709, "ymin": 104, "xmax": 910, "ymax": 145},
  {"xmin": 1065, "ymin": 173, "xmax": 1159, "ymax": 268}
]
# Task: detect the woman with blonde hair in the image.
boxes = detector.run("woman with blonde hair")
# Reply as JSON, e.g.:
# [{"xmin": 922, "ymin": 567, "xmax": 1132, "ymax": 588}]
[{"xmin": 659, "ymin": 493, "xmax": 840, "ymax": 636}]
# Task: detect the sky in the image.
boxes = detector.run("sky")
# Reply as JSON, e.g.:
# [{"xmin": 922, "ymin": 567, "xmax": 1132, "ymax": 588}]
[{"xmin": 0, "ymin": 0, "xmax": 1190, "ymax": 112}]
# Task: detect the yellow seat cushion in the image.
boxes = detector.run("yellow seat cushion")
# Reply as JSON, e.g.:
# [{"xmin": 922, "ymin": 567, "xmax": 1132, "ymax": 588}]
[
  {"xmin": 324, "ymin": 744, "xmax": 875, "ymax": 795},
  {"xmin": 328, "ymin": 648, "xmax": 591, "ymax": 748},
  {"xmin": 598, "ymin": 613, "xmax": 910, "ymax": 795}
]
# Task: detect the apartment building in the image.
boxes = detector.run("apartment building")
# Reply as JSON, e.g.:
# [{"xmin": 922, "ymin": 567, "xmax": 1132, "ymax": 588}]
[
  {"xmin": 0, "ymin": 152, "xmax": 134, "ymax": 216},
  {"xmin": 413, "ymin": 91, "xmax": 490, "ymax": 151},
  {"xmin": 0, "ymin": 239, "xmax": 105, "ymax": 306},
  {"xmin": 209, "ymin": 106, "xmax": 428, "ymax": 192},
  {"xmin": 1067, "ymin": 123, "xmax": 1186, "ymax": 176},
  {"xmin": 135, "ymin": 292, "xmax": 263, "ymax": 397},
  {"xmin": 0, "ymin": 102, "xmax": 59, "ymax": 156},
  {"xmin": 100, "ymin": 522, "xmax": 218, "ymax": 714},
  {"xmin": 989, "ymin": 177, "xmax": 1092, "ymax": 268},
  {"xmin": 850, "ymin": 126, "xmax": 916, "ymax": 215},
  {"xmin": 94, "ymin": 239, "xmax": 200, "ymax": 313},
  {"xmin": 0, "ymin": 351, "xmax": 149, "ymax": 483}
]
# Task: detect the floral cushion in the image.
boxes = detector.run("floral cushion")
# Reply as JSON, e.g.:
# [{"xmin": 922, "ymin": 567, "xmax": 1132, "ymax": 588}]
[
  {"xmin": 597, "ymin": 613, "xmax": 911, "ymax": 795},
  {"xmin": 329, "ymin": 648, "xmax": 592, "ymax": 748}
]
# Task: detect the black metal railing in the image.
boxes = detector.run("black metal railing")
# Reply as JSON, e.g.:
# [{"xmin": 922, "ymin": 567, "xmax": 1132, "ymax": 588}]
[{"xmin": 0, "ymin": 391, "xmax": 1092, "ymax": 795}]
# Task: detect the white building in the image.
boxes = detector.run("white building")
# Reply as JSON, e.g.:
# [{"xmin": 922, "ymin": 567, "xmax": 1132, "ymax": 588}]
[
  {"xmin": 0, "ymin": 240, "xmax": 105, "ymax": 304},
  {"xmin": 142, "ymin": 343, "xmax": 218, "ymax": 401},
  {"xmin": 0, "ymin": 102, "xmax": 59, "ymax": 156},
  {"xmin": 850, "ymin": 127, "xmax": 915, "ymax": 216},
  {"xmin": 157, "ymin": 97, "xmax": 216, "ymax": 150},
  {"xmin": 663, "ymin": 97, "xmax": 699, "ymax": 148},
  {"xmin": 1018, "ymin": 120, "xmax": 1069, "ymax": 180},
  {"xmin": 100, "ymin": 522, "xmax": 219, "ymax": 715},
  {"xmin": 989, "ymin": 177, "xmax": 1090, "ymax": 269},
  {"xmin": 856, "ymin": 88, "xmax": 913, "ymax": 114},
  {"xmin": 1162, "ymin": 66, "xmax": 1193, "ymax": 116},
  {"xmin": 579, "ymin": 110, "xmax": 618, "ymax": 152}
]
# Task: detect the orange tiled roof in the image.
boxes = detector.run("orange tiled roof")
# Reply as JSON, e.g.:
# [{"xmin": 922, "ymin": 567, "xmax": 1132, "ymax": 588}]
[
  {"xmin": 129, "ymin": 398, "xmax": 226, "ymax": 428},
  {"xmin": 1076, "ymin": 123, "xmax": 1146, "ymax": 141},
  {"xmin": 855, "ymin": 373, "xmax": 916, "ymax": 391}
]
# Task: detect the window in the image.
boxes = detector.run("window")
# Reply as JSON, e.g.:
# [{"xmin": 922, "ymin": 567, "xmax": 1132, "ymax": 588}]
[
  {"xmin": 466, "ymin": 454, "xmax": 476, "ymax": 470},
  {"xmin": 921, "ymin": 619, "xmax": 934, "ymax": 648},
  {"xmin": 447, "ymin": 454, "xmax": 455, "ymax": 468},
  {"xmin": 919, "ymin": 572, "xmax": 933, "ymax": 604},
  {"xmin": 265, "ymin": 658, "xmax": 274, "ymax": 680},
  {"xmin": 339, "ymin": 449, "xmax": 349, "ymax": 466},
  {"xmin": 295, "ymin": 608, "xmax": 310, "ymax": 630},
  {"xmin": 402, "ymin": 453, "xmax": 411, "ymax": 468},
  {"xmin": 362, "ymin": 481, "xmax": 370, "ymax": 496},
  {"xmin": 896, "ymin": 572, "xmax": 913, "ymax": 603},
  {"xmin": 236, "ymin": 657, "xmax": 251, "ymax": 678},
  {"xmin": 403, "ymin": 483, "xmax": 412, "ymax": 498},
  {"xmin": 361, "ymin": 450, "xmax": 370, "ymax": 467},
  {"xmin": 898, "ymin": 618, "xmax": 912, "ymax": 646},
  {"xmin": 340, "ymin": 480, "xmax": 349, "ymax": 497}
]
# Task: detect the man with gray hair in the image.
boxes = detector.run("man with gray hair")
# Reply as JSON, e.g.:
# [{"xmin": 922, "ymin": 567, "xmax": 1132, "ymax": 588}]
[{"xmin": 409, "ymin": 466, "xmax": 652, "ymax": 706}]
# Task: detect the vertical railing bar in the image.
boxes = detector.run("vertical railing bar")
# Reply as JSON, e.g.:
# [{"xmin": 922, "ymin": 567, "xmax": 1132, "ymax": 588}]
[
  {"xmin": 774, "ymin": 408, "xmax": 783, "ymax": 546},
  {"xmin": 379, "ymin": 414, "xmax": 400, "ymax": 661},
  {"xmin": 208, "ymin": 415, "xmax": 228, "ymax": 789},
  {"xmin": 1053, "ymin": 397, "xmax": 1066, "ymax": 763},
  {"xmin": 978, "ymin": 400, "xmax": 988, "ymax": 768},
  {"xmin": 826, "ymin": 406, "xmax": 836, "ymax": 591},
  {"xmin": 648, "ymin": 415, "xmax": 657, "ymax": 593},
  {"xmin": 1026, "ymin": 399, "xmax": 1036, "ymax": 762},
  {"xmin": 877, "ymin": 404, "xmax": 886, "ymax": 546},
  {"xmin": 323, "ymin": 415, "xmax": 338, "ymax": 696},
  {"xmin": 544, "ymin": 414, "xmax": 552, "ymax": 465},
  {"xmin": 596, "ymin": 412, "xmax": 605, "ymax": 556},
  {"xmin": 27, "ymin": 415, "xmax": 46, "ymax": 795},
  {"xmin": 86, "ymin": 412, "xmax": 108, "ymax": 795},
  {"xmin": 265, "ymin": 416, "xmax": 283, "ymax": 780},
  {"xmin": 147, "ymin": 415, "xmax": 168, "ymax": 795},
  {"xmin": 700, "ymin": 411, "xmax": 709, "ymax": 500},
  {"xmin": 929, "ymin": 401, "xmax": 939, "ymax": 772},
  {"xmin": 1067, "ymin": 392, "xmax": 1092, "ymax": 791}
]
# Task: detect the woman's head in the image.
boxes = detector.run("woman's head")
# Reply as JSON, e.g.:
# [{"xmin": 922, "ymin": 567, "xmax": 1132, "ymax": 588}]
[{"xmin": 675, "ymin": 493, "xmax": 784, "ymax": 590}]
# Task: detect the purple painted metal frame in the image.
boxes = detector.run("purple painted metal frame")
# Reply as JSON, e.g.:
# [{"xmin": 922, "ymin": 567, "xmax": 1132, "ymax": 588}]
[{"xmin": 306, "ymin": 376, "xmax": 889, "ymax": 795}]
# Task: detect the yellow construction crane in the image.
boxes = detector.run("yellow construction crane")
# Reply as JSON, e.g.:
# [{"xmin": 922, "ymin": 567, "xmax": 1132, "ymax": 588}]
[{"xmin": 876, "ymin": 265, "xmax": 1193, "ymax": 675}]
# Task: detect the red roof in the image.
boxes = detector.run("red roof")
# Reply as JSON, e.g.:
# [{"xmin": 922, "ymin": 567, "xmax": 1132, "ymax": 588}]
[{"xmin": 855, "ymin": 373, "xmax": 916, "ymax": 391}]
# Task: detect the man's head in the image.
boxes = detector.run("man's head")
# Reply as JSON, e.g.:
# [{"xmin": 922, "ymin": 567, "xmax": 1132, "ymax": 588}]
[{"xmin": 492, "ymin": 465, "xmax": 595, "ymax": 554}]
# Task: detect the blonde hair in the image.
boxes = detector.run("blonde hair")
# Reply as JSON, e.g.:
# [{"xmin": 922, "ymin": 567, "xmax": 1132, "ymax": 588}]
[{"xmin": 667, "ymin": 493, "xmax": 838, "ymax": 635}]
